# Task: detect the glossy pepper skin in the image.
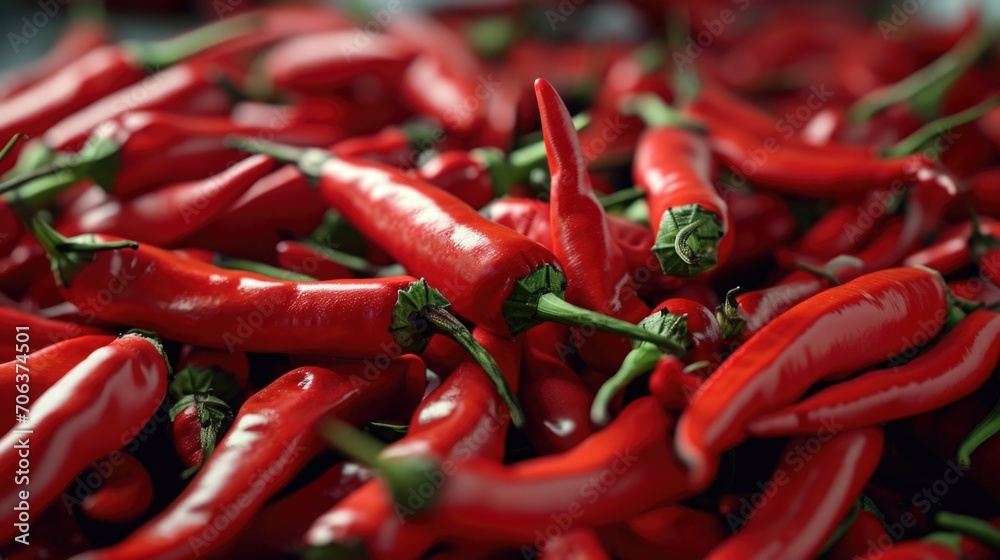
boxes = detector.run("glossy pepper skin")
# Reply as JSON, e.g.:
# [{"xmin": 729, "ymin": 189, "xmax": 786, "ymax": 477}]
[
  {"xmin": 827, "ymin": 509, "xmax": 890, "ymax": 560},
  {"xmin": 276, "ymin": 240, "xmax": 355, "ymax": 281},
  {"xmin": 0, "ymin": 306, "xmax": 106, "ymax": 359},
  {"xmin": 0, "ymin": 333, "xmax": 169, "ymax": 544},
  {"xmin": 305, "ymin": 329, "xmax": 522, "ymax": 558},
  {"xmin": 903, "ymin": 218, "xmax": 1000, "ymax": 273},
  {"xmin": 413, "ymin": 150, "xmax": 496, "ymax": 210},
  {"xmin": 537, "ymin": 78, "xmax": 650, "ymax": 375},
  {"xmin": 0, "ymin": 334, "xmax": 115, "ymax": 433},
  {"xmin": 677, "ymin": 267, "xmax": 950, "ymax": 485},
  {"xmin": 705, "ymin": 428, "xmax": 884, "ymax": 560},
  {"xmin": 79, "ymin": 451, "xmax": 154, "ymax": 524},
  {"xmin": 612, "ymin": 505, "xmax": 727, "ymax": 560},
  {"xmin": 76, "ymin": 360, "xmax": 425, "ymax": 560},
  {"xmin": 539, "ymin": 529, "xmax": 610, "ymax": 560},
  {"xmin": 633, "ymin": 109, "xmax": 734, "ymax": 277},
  {"xmin": 648, "ymin": 355, "xmax": 703, "ymax": 411},
  {"xmin": 751, "ymin": 309, "xmax": 1000, "ymax": 437}
]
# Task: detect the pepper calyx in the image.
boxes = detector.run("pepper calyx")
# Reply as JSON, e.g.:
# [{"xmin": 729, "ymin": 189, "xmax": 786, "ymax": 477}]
[
  {"xmin": 32, "ymin": 218, "xmax": 138, "ymax": 287},
  {"xmin": 653, "ymin": 203, "xmax": 725, "ymax": 277},
  {"xmin": 502, "ymin": 264, "xmax": 568, "ymax": 335}
]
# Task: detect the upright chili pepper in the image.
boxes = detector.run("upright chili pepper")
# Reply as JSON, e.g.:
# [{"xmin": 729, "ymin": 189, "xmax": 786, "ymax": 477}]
[
  {"xmin": 537, "ymin": 78, "xmax": 651, "ymax": 375},
  {"xmin": 677, "ymin": 267, "xmax": 954, "ymax": 485},
  {"xmin": 630, "ymin": 94, "xmax": 733, "ymax": 276},
  {"xmin": 234, "ymin": 140, "xmax": 683, "ymax": 350},
  {"xmin": 79, "ymin": 450, "xmax": 154, "ymax": 524},
  {"xmin": 0, "ymin": 333, "xmax": 169, "ymax": 544},
  {"xmin": 0, "ymin": 306, "xmax": 106, "ymax": 359},
  {"xmin": 76, "ymin": 359, "xmax": 425, "ymax": 560},
  {"xmin": 750, "ymin": 309, "xmax": 1000, "ymax": 436},
  {"xmin": 0, "ymin": 334, "xmax": 114, "ymax": 433},
  {"xmin": 705, "ymin": 428, "xmax": 884, "ymax": 560},
  {"xmin": 520, "ymin": 323, "xmax": 596, "ymax": 454},
  {"xmin": 31, "ymin": 220, "xmax": 523, "ymax": 426},
  {"xmin": 592, "ymin": 298, "xmax": 721, "ymax": 426},
  {"xmin": 305, "ymin": 328, "xmax": 522, "ymax": 559}
]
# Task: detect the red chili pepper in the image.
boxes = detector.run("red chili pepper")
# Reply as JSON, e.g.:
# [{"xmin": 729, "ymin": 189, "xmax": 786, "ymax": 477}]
[
  {"xmin": 0, "ymin": 306, "xmax": 106, "ymax": 359},
  {"xmin": 56, "ymin": 154, "xmax": 276, "ymax": 246},
  {"xmin": 624, "ymin": 505, "xmax": 729, "ymax": 560},
  {"xmin": 678, "ymin": 267, "xmax": 952, "ymax": 485},
  {"xmin": 31, "ymin": 220, "xmax": 522, "ymax": 424},
  {"xmin": 256, "ymin": 31, "xmax": 417, "ymax": 96},
  {"xmin": 412, "ymin": 151, "xmax": 496, "ymax": 210},
  {"xmin": 0, "ymin": 5, "xmax": 110, "ymax": 100},
  {"xmin": 79, "ymin": 451, "xmax": 154, "ymax": 525},
  {"xmin": 750, "ymin": 309, "xmax": 1000, "ymax": 437},
  {"xmin": 706, "ymin": 428, "xmax": 884, "ymax": 559},
  {"xmin": 475, "ymin": 69, "xmax": 523, "ymax": 150},
  {"xmin": 275, "ymin": 240, "xmax": 355, "ymax": 281},
  {"xmin": 521, "ymin": 323, "xmax": 596, "ymax": 453},
  {"xmin": 874, "ymin": 542, "xmax": 961, "ymax": 560},
  {"xmin": 77, "ymin": 359, "xmax": 425, "ymax": 560},
  {"xmin": 537, "ymin": 78, "xmax": 651, "ymax": 374},
  {"xmin": 539, "ymin": 529, "xmax": 610, "ymax": 560},
  {"xmin": 904, "ymin": 218, "xmax": 1000, "ymax": 273},
  {"xmin": 237, "ymin": 141, "xmax": 679, "ymax": 350},
  {"xmin": 0, "ymin": 333, "xmax": 169, "ymax": 544},
  {"xmin": 304, "ymin": 328, "xmax": 522, "ymax": 558},
  {"xmin": 718, "ymin": 189, "xmax": 795, "ymax": 273},
  {"xmin": 0, "ymin": 334, "xmax": 114, "ymax": 433},
  {"xmin": 0, "ymin": 238, "xmax": 47, "ymax": 298},
  {"xmin": 631, "ymin": 95, "xmax": 733, "ymax": 276},
  {"xmin": 948, "ymin": 277, "xmax": 1000, "ymax": 306},
  {"xmin": 648, "ymin": 355, "xmax": 703, "ymax": 411},
  {"xmin": 781, "ymin": 188, "xmax": 894, "ymax": 267},
  {"xmin": 827, "ymin": 508, "xmax": 890, "ymax": 560},
  {"xmin": 969, "ymin": 168, "xmax": 1000, "ymax": 218}
]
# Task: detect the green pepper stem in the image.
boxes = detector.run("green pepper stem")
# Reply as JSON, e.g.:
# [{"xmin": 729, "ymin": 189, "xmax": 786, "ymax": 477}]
[
  {"xmin": 32, "ymin": 218, "xmax": 138, "ymax": 287},
  {"xmin": 122, "ymin": 14, "xmax": 259, "ymax": 69},
  {"xmin": 653, "ymin": 204, "xmax": 724, "ymax": 276},
  {"xmin": 848, "ymin": 26, "xmax": 996, "ymax": 123},
  {"xmin": 599, "ymin": 186, "xmax": 645, "ymax": 209},
  {"xmin": 533, "ymin": 293, "xmax": 686, "ymax": 354},
  {"xmin": 302, "ymin": 241, "xmax": 385, "ymax": 276},
  {"xmin": 0, "ymin": 134, "xmax": 23, "ymax": 163},
  {"xmin": 591, "ymin": 344, "xmax": 663, "ymax": 426},
  {"xmin": 214, "ymin": 256, "xmax": 318, "ymax": 282},
  {"xmin": 957, "ymin": 398, "xmax": 1000, "ymax": 468},
  {"xmin": 936, "ymin": 511, "xmax": 1000, "ymax": 549},
  {"xmin": 623, "ymin": 93, "xmax": 704, "ymax": 131},
  {"xmin": 884, "ymin": 96, "xmax": 1000, "ymax": 158},
  {"xmin": 228, "ymin": 137, "xmax": 330, "ymax": 182},
  {"xmin": 0, "ymin": 159, "xmax": 80, "ymax": 196},
  {"xmin": 422, "ymin": 307, "xmax": 525, "ymax": 428}
]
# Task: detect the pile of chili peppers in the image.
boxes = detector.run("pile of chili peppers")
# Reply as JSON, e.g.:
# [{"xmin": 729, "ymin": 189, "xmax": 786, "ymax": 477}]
[{"xmin": 3, "ymin": 0, "xmax": 1000, "ymax": 558}]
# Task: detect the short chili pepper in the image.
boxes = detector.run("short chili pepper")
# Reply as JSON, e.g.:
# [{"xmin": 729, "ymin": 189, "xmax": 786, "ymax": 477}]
[
  {"xmin": 705, "ymin": 428, "xmax": 884, "ymax": 560},
  {"xmin": 0, "ymin": 305, "xmax": 106, "ymax": 358},
  {"xmin": 592, "ymin": 298, "xmax": 720, "ymax": 426},
  {"xmin": 304, "ymin": 328, "xmax": 522, "ymax": 558},
  {"xmin": 520, "ymin": 322, "xmax": 596, "ymax": 454},
  {"xmin": 78, "ymin": 450, "xmax": 154, "ymax": 525},
  {"xmin": 0, "ymin": 334, "xmax": 114, "ymax": 433},
  {"xmin": 750, "ymin": 309, "xmax": 1000, "ymax": 437},
  {"xmin": 630, "ymin": 94, "xmax": 733, "ymax": 276},
  {"xmin": 234, "ymin": 140, "xmax": 682, "ymax": 350},
  {"xmin": 168, "ymin": 361, "xmax": 244, "ymax": 475},
  {"xmin": 0, "ymin": 332, "xmax": 169, "ymax": 544},
  {"xmin": 537, "ymin": 78, "xmax": 651, "ymax": 375},
  {"xmin": 31, "ymin": 220, "xmax": 523, "ymax": 426},
  {"xmin": 56, "ymin": 154, "xmax": 277, "ymax": 246},
  {"xmin": 677, "ymin": 267, "xmax": 953, "ymax": 485},
  {"xmin": 75, "ymin": 359, "xmax": 425, "ymax": 560}
]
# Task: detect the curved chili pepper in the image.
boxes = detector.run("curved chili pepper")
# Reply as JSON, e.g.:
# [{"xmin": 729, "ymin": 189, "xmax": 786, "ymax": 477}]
[
  {"xmin": 304, "ymin": 328, "xmax": 522, "ymax": 558},
  {"xmin": 631, "ymin": 95, "xmax": 733, "ymax": 276},
  {"xmin": 31, "ymin": 220, "xmax": 522, "ymax": 425},
  {"xmin": 57, "ymin": 154, "xmax": 276, "ymax": 246},
  {"xmin": 828, "ymin": 508, "xmax": 890, "ymax": 560},
  {"xmin": 76, "ymin": 359, "xmax": 425, "ymax": 560},
  {"xmin": 677, "ymin": 267, "xmax": 952, "ymax": 485},
  {"xmin": 592, "ymin": 298, "xmax": 720, "ymax": 425},
  {"xmin": 413, "ymin": 151, "xmax": 495, "ymax": 210},
  {"xmin": 904, "ymin": 217, "xmax": 999, "ymax": 273},
  {"xmin": 235, "ymin": 141, "xmax": 681, "ymax": 350},
  {"xmin": 521, "ymin": 323, "xmax": 596, "ymax": 453},
  {"xmin": 750, "ymin": 309, "xmax": 1000, "ymax": 437},
  {"xmin": 0, "ymin": 306, "xmax": 106, "ymax": 359},
  {"xmin": 0, "ymin": 332, "xmax": 169, "ymax": 544},
  {"xmin": 948, "ymin": 277, "xmax": 1000, "ymax": 306},
  {"xmin": 648, "ymin": 354, "xmax": 703, "ymax": 411},
  {"xmin": 79, "ymin": 450, "xmax": 154, "ymax": 524},
  {"xmin": 255, "ymin": 31, "xmax": 417, "ymax": 96},
  {"xmin": 781, "ymin": 188, "xmax": 894, "ymax": 267},
  {"xmin": 539, "ymin": 529, "xmax": 609, "ymax": 560},
  {"xmin": 0, "ymin": 334, "xmax": 113, "ymax": 433},
  {"xmin": 537, "ymin": 78, "xmax": 651, "ymax": 375},
  {"xmin": 705, "ymin": 428, "xmax": 883, "ymax": 560}
]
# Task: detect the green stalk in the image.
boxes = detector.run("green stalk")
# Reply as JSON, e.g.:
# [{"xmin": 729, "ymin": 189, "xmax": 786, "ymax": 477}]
[
  {"xmin": 884, "ymin": 96, "xmax": 1000, "ymax": 158},
  {"xmin": 936, "ymin": 511, "xmax": 1000, "ymax": 549},
  {"xmin": 957, "ymin": 398, "xmax": 1000, "ymax": 468},
  {"xmin": 121, "ymin": 13, "xmax": 259, "ymax": 69},
  {"xmin": 31, "ymin": 219, "xmax": 137, "ymax": 287},
  {"xmin": 214, "ymin": 256, "xmax": 318, "ymax": 282}
]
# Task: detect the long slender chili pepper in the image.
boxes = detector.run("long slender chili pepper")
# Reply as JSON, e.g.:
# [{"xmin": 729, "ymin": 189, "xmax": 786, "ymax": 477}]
[
  {"xmin": 0, "ymin": 1, "xmax": 110, "ymax": 100},
  {"xmin": 677, "ymin": 267, "xmax": 954, "ymax": 485},
  {"xmin": 705, "ymin": 428, "xmax": 884, "ymax": 560},
  {"xmin": 782, "ymin": 188, "xmax": 894, "ymax": 267},
  {"xmin": 750, "ymin": 309, "xmax": 1000, "ymax": 436},
  {"xmin": 254, "ymin": 31, "xmax": 417, "ymax": 96},
  {"xmin": 234, "ymin": 140, "xmax": 683, "ymax": 350},
  {"xmin": 521, "ymin": 323, "xmax": 596, "ymax": 453},
  {"xmin": 0, "ymin": 333, "xmax": 169, "ymax": 544},
  {"xmin": 57, "ymin": 154, "xmax": 276, "ymax": 246},
  {"xmin": 79, "ymin": 451, "xmax": 154, "ymax": 524},
  {"xmin": 592, "ymin": 298, "xmax": 720, "ymax": 426},
  {"xmin": 75, "ymin": 360, "xmax": 425, "ymax": 560},
  {"xmin": 304, "ymin": 328, "xmax": 522, "ymax": 559},
  {"xmin": 0, "ymin": 334, "xmax": 114, "ymax": 433},
  {"xmin": 31, "ymin": 220, "xmax": 524, "ymax": 425},
  {"xmin": 0, "ymin": 306, "xmax": 106, "ymax": 358},
  {"xmin": 537, "ymin": 78, "xmax": 651, "ymax": 375},
  {"xmin": 630, "ymin": 94, "xmax": 733, "ymax": 276}
]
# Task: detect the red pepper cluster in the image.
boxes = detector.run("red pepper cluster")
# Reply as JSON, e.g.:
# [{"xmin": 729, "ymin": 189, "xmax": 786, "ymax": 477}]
[{"xmin": 1, "ymin": 1, "xmax": 1000, "ymax": 559}]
